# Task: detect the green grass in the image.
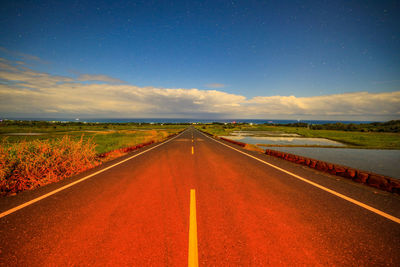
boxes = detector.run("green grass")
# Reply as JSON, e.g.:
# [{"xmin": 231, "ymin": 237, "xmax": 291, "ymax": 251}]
[
  {"xmin": 87, "ymin": 131, "xmax": 153, "ymax": 154},
  {"xmin": 0, "ymin": 121, "xmax": 185, "ymax": 134},
  {"xmin": 90, "ymin": 130, "xmax": 177, "ymax": 154},
  {"xmin": 196, "ymin": 125, "xmax": 238, "ymax": 136},
  {"xmin": 196, "ymin": 124, "xmax": 400, "ymax": 149},
  {"xmin": 1, "ymin": 125, "xmax": 185, "ymax": 154}
]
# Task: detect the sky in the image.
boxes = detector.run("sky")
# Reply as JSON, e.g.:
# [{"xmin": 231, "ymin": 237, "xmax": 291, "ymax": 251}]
[{"xmin": 0, "ymin": 0, "xmax": 399, "ymax": 121}]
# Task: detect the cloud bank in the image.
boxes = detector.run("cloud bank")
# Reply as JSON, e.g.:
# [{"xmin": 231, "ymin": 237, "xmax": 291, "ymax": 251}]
[{"xmin": 0, "ymin": 58, "xmax": 399, "ymax": 120}]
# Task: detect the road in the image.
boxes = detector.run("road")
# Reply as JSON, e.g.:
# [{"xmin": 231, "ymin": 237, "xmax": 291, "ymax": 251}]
[{"xmin": 1, "ymin": 127, "xmax": 399, "ymax": 266}]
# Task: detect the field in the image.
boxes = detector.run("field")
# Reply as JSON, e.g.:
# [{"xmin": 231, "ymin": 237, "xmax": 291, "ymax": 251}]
[
  {"xmin": 1, "ymin": 121, "xmax": 185, "ymax": 153},
  {"xmin": 196, "ymin": 123, "xmax": 400, "ymax": 149},
  {"xmin": 0, "ymin": 121, "xmax": 186, "ymax": 195}
]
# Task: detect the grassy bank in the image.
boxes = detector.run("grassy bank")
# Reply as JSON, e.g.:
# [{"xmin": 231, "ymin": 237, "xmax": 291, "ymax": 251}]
[{"xmin": 196, "ymin": 124, "xmax": 400, "ymax": 149}]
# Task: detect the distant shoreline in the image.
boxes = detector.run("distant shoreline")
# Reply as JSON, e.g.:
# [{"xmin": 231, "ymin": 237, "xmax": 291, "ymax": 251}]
[{"xmin": 0, "ymin": 118, "xmax": 379, "ymax": 125}]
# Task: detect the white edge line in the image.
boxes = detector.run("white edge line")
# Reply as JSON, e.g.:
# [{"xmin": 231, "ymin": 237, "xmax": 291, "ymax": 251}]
[
  {"xmin": 199, "ymin": 130, "xmax": 400, "ymax": 224},
  {"xmin": 0, "ymin": 130, "xmax": 186, "ymax": 219}
]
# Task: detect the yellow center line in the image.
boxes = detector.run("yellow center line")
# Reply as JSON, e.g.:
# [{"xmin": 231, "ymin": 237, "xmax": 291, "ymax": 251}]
[
  {"xmin": 188, "ymin": 189, "xmax": 199, "ymax": 267},
  {"xmin": 191, "ymin": 146, "xmax": 194, "ymax": 154}
]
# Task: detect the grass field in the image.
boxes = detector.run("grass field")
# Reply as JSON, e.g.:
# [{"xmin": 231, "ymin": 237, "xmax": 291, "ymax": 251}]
[
  {"xmin": 0, "ymin": 122, "xmax": 186, "ymax": 195},
  {"xmin": 196, "ymin": 124, "xmax": 400, "ymax": 149},
  {"xmin": 1, "ymin": 122, "xmax": 185, "ymax": 153},
  {"xmin": 0, "ymin": 121, "xmax": 185, "ymax": 133}
]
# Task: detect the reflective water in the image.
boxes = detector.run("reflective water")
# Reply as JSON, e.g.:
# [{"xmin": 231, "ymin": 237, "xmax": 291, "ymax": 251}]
[
  {"xmin": 230, "ymin": 131, "xmax": 301, "ymax": 137},
  {"xmin": 221, "ymin": 135, "xmax": 400, "ymax": 179},
  {"xmin": 267, "ymin": 147, "xmax": 400, "ymax": 179},
  {"xmin": 221, "ymin": 135, "xmax": 346, "ymax": 147}
]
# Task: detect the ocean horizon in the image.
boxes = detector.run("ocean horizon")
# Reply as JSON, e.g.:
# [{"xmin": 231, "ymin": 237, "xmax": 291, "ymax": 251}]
[{"xmin": 1, "ymin": 117, "xmax": 378, "ymax": 125}]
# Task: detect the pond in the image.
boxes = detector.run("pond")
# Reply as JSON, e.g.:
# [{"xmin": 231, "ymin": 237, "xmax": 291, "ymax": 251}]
[
  {"xmin": 265, "ymin": 147, "xmax": 400, "ymax": 179},
  {"xmin": 230, "ymin": 131, "xmax": 300, "ymax": 137},
  {"xmin": 221, "ymin": 135, "xmax": 346, "ymax": 147},
  {"xmin": 221, "ymin": 135, "xmax": 400, "ymax": 179}
]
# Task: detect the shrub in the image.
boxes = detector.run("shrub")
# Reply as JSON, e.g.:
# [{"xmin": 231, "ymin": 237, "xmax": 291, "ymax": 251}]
[{"xmin": 0, "ymin": 136, "xmax": 100, "ymax": 195}]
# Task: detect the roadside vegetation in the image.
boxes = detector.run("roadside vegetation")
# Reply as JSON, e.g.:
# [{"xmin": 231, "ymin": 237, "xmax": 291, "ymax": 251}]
[
  {"xmin": 0, "ymin": 121, "xmax": 186, "ymax": 195},
  {"xmin": 0, "ymin": 136, "xmax": 99, "ymax": 195},
  {"xmin": 0, "ymin": 120, "xmax": 185, "ymax": 153},
  {"xmin": 196, "ymin": 121, "xmax": 400, "ymax": 149}
]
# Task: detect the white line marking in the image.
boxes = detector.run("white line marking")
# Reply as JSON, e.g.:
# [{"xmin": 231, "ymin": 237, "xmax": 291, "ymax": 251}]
[
  {"xmin": 199, "ymin": 130, "xmax": 400, "ymax": 224},
  {"xmin": 188, "ymin": 189, "xmax": 198, "ymax": 267},
  {"xmin": 0, "ymin": 131, "xmax": 186, "ymax": 219}
]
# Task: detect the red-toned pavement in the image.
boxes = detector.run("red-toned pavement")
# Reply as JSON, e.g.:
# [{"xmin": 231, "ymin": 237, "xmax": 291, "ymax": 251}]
[{"xmin": 1, "ymin": 127, "xmax": 400, "ymax": 266}]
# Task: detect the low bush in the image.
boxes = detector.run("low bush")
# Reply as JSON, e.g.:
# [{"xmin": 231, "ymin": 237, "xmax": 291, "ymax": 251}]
[
  {"xmin": 0, "ymin": 129, "xmax": 183, "ymax": 195},
  {"xmin": 0, "ymin": 136, "xmax": 100, "ymax": 195}
]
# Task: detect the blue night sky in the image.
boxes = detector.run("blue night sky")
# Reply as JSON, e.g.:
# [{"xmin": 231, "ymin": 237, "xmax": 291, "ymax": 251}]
[{"xmin": 0, "ymin": 0, "xmax": 399, "ymax": 120}]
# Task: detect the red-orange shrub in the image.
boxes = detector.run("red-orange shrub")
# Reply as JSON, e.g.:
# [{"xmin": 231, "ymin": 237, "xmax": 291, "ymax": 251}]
[{"xmin": 0, "ymin": 136, "xmax": 100, "ymax": 195}]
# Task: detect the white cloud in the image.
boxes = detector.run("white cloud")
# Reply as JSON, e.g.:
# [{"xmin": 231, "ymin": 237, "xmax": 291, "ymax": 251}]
[
  {"xmin": 246, "ymin": 92, "xmax": 400, "ymax": 118},
  {"xmin": 0, "ymin": 58, "xmax": 399, "ymax": 120}
]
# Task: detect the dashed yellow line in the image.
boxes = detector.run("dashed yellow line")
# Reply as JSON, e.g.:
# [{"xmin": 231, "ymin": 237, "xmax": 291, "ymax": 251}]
[
  {"xmin": 191, "ymin": 146, "xmax": 194, "ymax": 154},
  {"xmin": 188, "ymin": 189, "xmax": 198, "ymax": 267}
]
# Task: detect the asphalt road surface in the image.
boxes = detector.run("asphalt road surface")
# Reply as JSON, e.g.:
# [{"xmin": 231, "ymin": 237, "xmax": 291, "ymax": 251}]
[{"xmin": 1, "ymin": 127, "xmax": 399, "ymax": 266}]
